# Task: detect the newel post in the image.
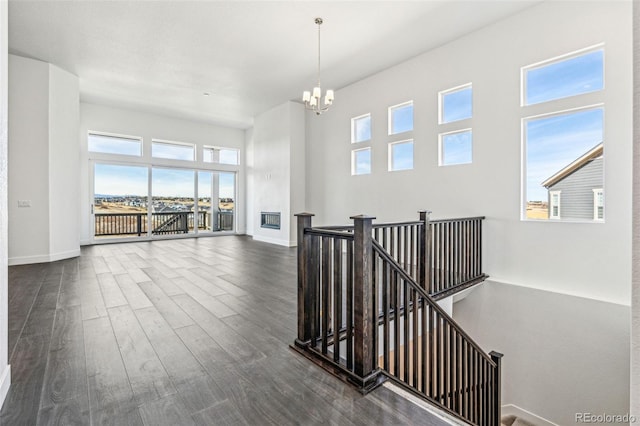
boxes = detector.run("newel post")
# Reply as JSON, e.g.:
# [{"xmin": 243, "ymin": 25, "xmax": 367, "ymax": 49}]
[
  {"xmin": 295, "ymin": 213, "xmax": 314, "ymax": 347},
  {"xmin": 490, "ymin": 351, "xmax": 504, "ymax": 425},
  {"xmin": 351, "ymin": 214, "xmax": 379, "ymax": 391},
  {"xmin": 418, "ymin": 210, "xmax": 432, "ymax": 293}
]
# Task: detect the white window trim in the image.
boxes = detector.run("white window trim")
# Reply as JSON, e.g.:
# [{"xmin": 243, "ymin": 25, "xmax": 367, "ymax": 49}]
[
  {"xmin": 592, "ymin": 188, "xmax": 604, "ymax": 221},
  {"xmin": 388, "ymin": 139, "xmax": 414, "ymax": 172},
  {"xmin": 351, "ymin": 113, "xmax": 371, "ymax": 144},
  {"xmin": 520, "ymin": 43, "xmax": 605, "ymax": 107},
  {"xmin": 549, "ymin": 190, "xmax": 561, "ymax": 219},
  {"xmin": 152, "ymin": 139, "xmax": 196, "ymax": 161},
  {"xmin": 388, "ymin": 100, "xmax": 414, "ymax": 136},
  {"xmin": 351, "ymin": 147, "xmax": 372, "ymax": 176},
  {"xmin": 438, "ymin": 128, "xmax": 473, "ymax": 167},
  {"xmin": 438, "ymin": 83, "xmax": 473, "ymax": 125}
]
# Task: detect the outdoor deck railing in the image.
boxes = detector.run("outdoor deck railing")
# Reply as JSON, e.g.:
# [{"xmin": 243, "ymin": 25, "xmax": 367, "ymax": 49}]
[{"xmin": 94, "ymin": 211, "xmax": 234, "ymax": 237}]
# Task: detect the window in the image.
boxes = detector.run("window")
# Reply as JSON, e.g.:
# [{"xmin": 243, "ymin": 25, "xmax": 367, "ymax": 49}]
[
  {"xmin": 440, "ymin": 130, "xmax": 472, "ymax": 166},
  {"xmin": 549, "ymin": 191, "xmax": 561, "ymax": 219},
  {"xmin": 593, "ymin": 189, "xmax": 604, "ymax": 220},
  {"xmin": 351, "ymin": 114, "xmax": 371, "ymax": 143},
  {"xmin": 388, "ymin": 101, "xmax": 413, "ymax": 135},
  {"xmin": 524, "ymin": 107, "xmax": 603, "ymax": 221},
  {"xmin": 152, "ymin": 140, "xmax": 195, "ymax": 161},
  {"xmin": 88, "ymin": 133, "xmax": 142, "ymax": 156},
  {"xmin": 352, "ymin": 148, "xmax": 371, "ymax": 175},
  {"xmin": 440, "ymin": 84, "xmax": 472, "ymax": 124},
  {"xmin": 523, "ymin": 47, "xmax": 604, "ymax": 106},
  {"xmin": 203, "ymin": 146, "xmax": 239, "ymax": 165},
  {"xmin": 389, "ymin": 140, "xmax": 413, "ymax": 171}
]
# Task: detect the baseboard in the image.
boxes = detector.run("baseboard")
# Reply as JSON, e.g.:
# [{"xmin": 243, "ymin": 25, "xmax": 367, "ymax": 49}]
[
  {"xmin": 502, "ymin": 404, "xmax": 559, "ymax": 426},
  {"xmin": 0, "ymin": 364, "xmax": 11, "ymax": 410},
  {"xmin": 251, "ymin": 235, "xmax": 295, "ymax": 247},
  {"xmin": 8, "ymin": 248, "xmax": 80, "ymax": 265}
]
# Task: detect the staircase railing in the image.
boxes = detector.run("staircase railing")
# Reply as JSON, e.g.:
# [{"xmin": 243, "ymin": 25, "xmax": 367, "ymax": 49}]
[{"xmin": 292, "ymin": 212, "xmax": 502, "ymax": 425}]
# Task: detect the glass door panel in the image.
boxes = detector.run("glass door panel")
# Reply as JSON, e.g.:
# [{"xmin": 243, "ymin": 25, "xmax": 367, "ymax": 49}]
[
  {"xmin": 218, "ymin": 172, "xmax": 235, "ymax": 231},
  {"xmin": 197, "ymin": 171, "xmax": 235, "ymax": 232},
  {"xmin": 151, "ymin": 168, "xmax": 195, "ymax": 235},
  {"xmin": 93, "ymin": 164, "xmax": 149, "ymax": 240}
]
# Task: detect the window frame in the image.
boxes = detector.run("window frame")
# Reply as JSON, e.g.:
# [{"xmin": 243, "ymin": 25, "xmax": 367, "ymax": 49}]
[
  {"xmin": 439, "ymin": 83, "xmax": 473, "ymax": 124},
  {"xmin": 351, "ymin": 147, "xmax": 372, "ymax": 176},
  {"xmin": 388, "ymin": 139, "xmax": 414, "ymax": 172},
  {"xmin": 521, "ymin": 44, "xmax": 605, "ymax": 107},
  {"xmin": 593, "ymin": 188, "xmax": 604, "ymax": 221},
  {"xmin": 549, "ymin": 190, "xmax": 561, "ymax": 219},
  {"xmin": 151, "ymin": 139, "xmax": 196, "ymax": 162},
  {"xmin": 88, "ymin": 131, "xmax": 143, "ymax": 157},
  {"xmin": 203, "ymin": 145, "xmax": 240, "ymax": 165},
  {"xmin": 439, "ymin": 128, "xmax": 473, "ymax": 167},
  {"xmin": 351, "ymin": 113, "xmax": 372, "ymax": 144},
  {"xmin": 388, "ymin": 100, "xmax": 414, "ymax": 136}
]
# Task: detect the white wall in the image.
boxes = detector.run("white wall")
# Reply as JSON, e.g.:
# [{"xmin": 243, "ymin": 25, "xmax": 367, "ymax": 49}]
[
  {"xmin": 305, "ymin": 1, "xmax": 632, "ymax": 305},
  {"xmin": 0, "ymin": 0, "xmax": 11, "ymax": 407},
  {"xmin": 79, "ymin": 102, "xmax": 246, "ymax": 244},
  {"xmin": 8, "ymin": 55, "xmax": 80, "ymax": 265},
  {"xmin": 632, "ymin": 0, "xmax": 640, "ymax": 418},
  {"xmin": 454, "ymin": 282, "xmax": 630, "ymax": 425},
  {"xmin": 49, "ymin": 64, "xmax": 80, "ymax": 259},
  {"xmin": 247, "ymin": 101, "xmax": 305, "ymax": 246}
]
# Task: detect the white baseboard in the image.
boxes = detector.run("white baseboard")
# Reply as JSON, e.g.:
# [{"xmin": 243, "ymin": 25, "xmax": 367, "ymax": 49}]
[
  {"xmin": 8, "ymin": 248, "xmax": 80, "ymax": 265},
  {"xmin": 0, "ymin": 364, "xmax": 11, "ymax": 410},
  {"xmin": 251, "ymin": 235, "xmax": 295, "ymax": 247},
  {"xmin": 502, "ymin": 404, "xmax": 559, "ymax": 426}
]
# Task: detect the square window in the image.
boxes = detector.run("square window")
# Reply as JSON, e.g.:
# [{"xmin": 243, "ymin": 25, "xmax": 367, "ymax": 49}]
[
  {"xmin": 152, "ymin": 140, "xmax": 195, "ymax": 161},
  {"xmin": 389, "ymin": 101, "xmax": 413, "ymax": 135},
  {"xmin": 440, "ymin": 84, "xmax": 472, "ymax": 124},
  {"xmin": 204, "ymin": 146, "xmax": 240, "ymax": 165},
  {"xmin": 88, "ymin": 133, "xmax": 142, "ymax": 156},
  {"xmin": 440, "ymin": 130, "xmax": 472, "ymax": 166},
  {"xmin": 389, "ymin": 140, "xmax": 413, "ymax": 171},
  {"xmin": 523, "ymin": 48, "xmax": 604, "ymax": 106},
  {"xmin": 352, "ymin": 148, "xmax": 371, "ymax": 175},
  {"xmin": 352, "ymin": 114, "xmax": 371, "ymax": 143},
  {"xmin": 524, "ymin": 107, "xmax": 604, "ymax": 221}
]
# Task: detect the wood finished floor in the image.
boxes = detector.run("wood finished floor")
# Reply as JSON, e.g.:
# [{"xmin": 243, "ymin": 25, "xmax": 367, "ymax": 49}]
[{"xmin": 0, "ymin": 236, "xmax": 448, "ymax": 425}]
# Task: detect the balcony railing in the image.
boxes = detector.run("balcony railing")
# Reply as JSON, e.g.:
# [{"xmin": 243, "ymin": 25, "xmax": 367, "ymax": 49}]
[{"xmin": 94, "ymin": 211, "xmax": 234, "ymax": 237}]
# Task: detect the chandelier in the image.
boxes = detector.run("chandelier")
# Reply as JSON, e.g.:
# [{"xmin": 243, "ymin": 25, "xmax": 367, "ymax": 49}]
[{"xmin": 302, "ymin": 17, "xmax": 334, "ymax": 115}]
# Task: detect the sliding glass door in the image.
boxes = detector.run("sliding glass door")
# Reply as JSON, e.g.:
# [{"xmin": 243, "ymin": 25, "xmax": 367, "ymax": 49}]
[
  {"xmin": 93, "ymin": 163, "xmax": 149, "ymax": 240},
  {"xmin": 93, "ymin": 163, "xmax": 235, "ymax": 242}
]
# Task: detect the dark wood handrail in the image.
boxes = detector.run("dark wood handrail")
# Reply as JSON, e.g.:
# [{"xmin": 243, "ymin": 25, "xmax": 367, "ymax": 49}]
[{"xmin": 373, "ymin": 240, "xmax": 495, "ymax": 366}]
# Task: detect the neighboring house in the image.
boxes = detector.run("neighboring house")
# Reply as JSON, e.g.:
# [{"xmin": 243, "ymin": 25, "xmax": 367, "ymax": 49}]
[{"xmin": 542, "ymin": 143, "xmax": 604, "ymax": 221}]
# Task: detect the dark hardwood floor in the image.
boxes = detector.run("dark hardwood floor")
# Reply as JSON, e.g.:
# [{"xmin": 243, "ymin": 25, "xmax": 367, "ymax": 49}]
[{"xmin": 0, "ymin": 236, "xmax": 449, "ymax": 425}]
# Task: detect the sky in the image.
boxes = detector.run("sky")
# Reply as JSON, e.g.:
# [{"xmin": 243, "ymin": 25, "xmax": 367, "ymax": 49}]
[
  {"xmin": 94, "ymin": 164, "xmax": 235, "ymax": 199},
  {"xmin": 442, "ymin": 131, "xmax": 472, "ymax": 166},
  {"xmin": 524, "ymin": 49, "xmax": 604, "ymax": 202},
  {"xmin": 442, "ymin": 86, "xmax": 472, "ymax": 123},
  {"xmin": 391, "ymin": 141, "xmax": 413, "ymax": 170}
]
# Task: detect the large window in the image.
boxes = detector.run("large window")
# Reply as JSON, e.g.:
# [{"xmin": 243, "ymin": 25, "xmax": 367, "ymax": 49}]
[
  {"xmin": 522, "ymin": 45, "xmax": 605, "ymax": 222},
  {"xmin": 88, "ymin": 133, "xmax": 142, "ymax": 156}
]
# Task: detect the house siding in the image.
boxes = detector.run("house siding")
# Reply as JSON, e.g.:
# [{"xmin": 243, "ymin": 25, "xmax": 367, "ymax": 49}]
[{"xmin": 548, "ymin": 157, "xmax": 603, "ymax": 220}]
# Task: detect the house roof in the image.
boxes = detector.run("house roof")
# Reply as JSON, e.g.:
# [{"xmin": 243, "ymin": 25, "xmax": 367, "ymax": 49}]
[{"xmin": 541, "ymin": 143, "xmax": 604, "ymax": 189}]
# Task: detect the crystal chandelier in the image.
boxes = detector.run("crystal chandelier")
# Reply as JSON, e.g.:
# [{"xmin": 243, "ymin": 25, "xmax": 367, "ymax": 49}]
[{"xmin": 302, "ymin": 17, "xmax": 334, "ymax": 115}]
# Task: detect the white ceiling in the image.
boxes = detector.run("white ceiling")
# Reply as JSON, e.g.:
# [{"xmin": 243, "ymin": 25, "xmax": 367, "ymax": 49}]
[{"xmin": 8, "ymin": 0, "xmax": 541, "ymax": 129}]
